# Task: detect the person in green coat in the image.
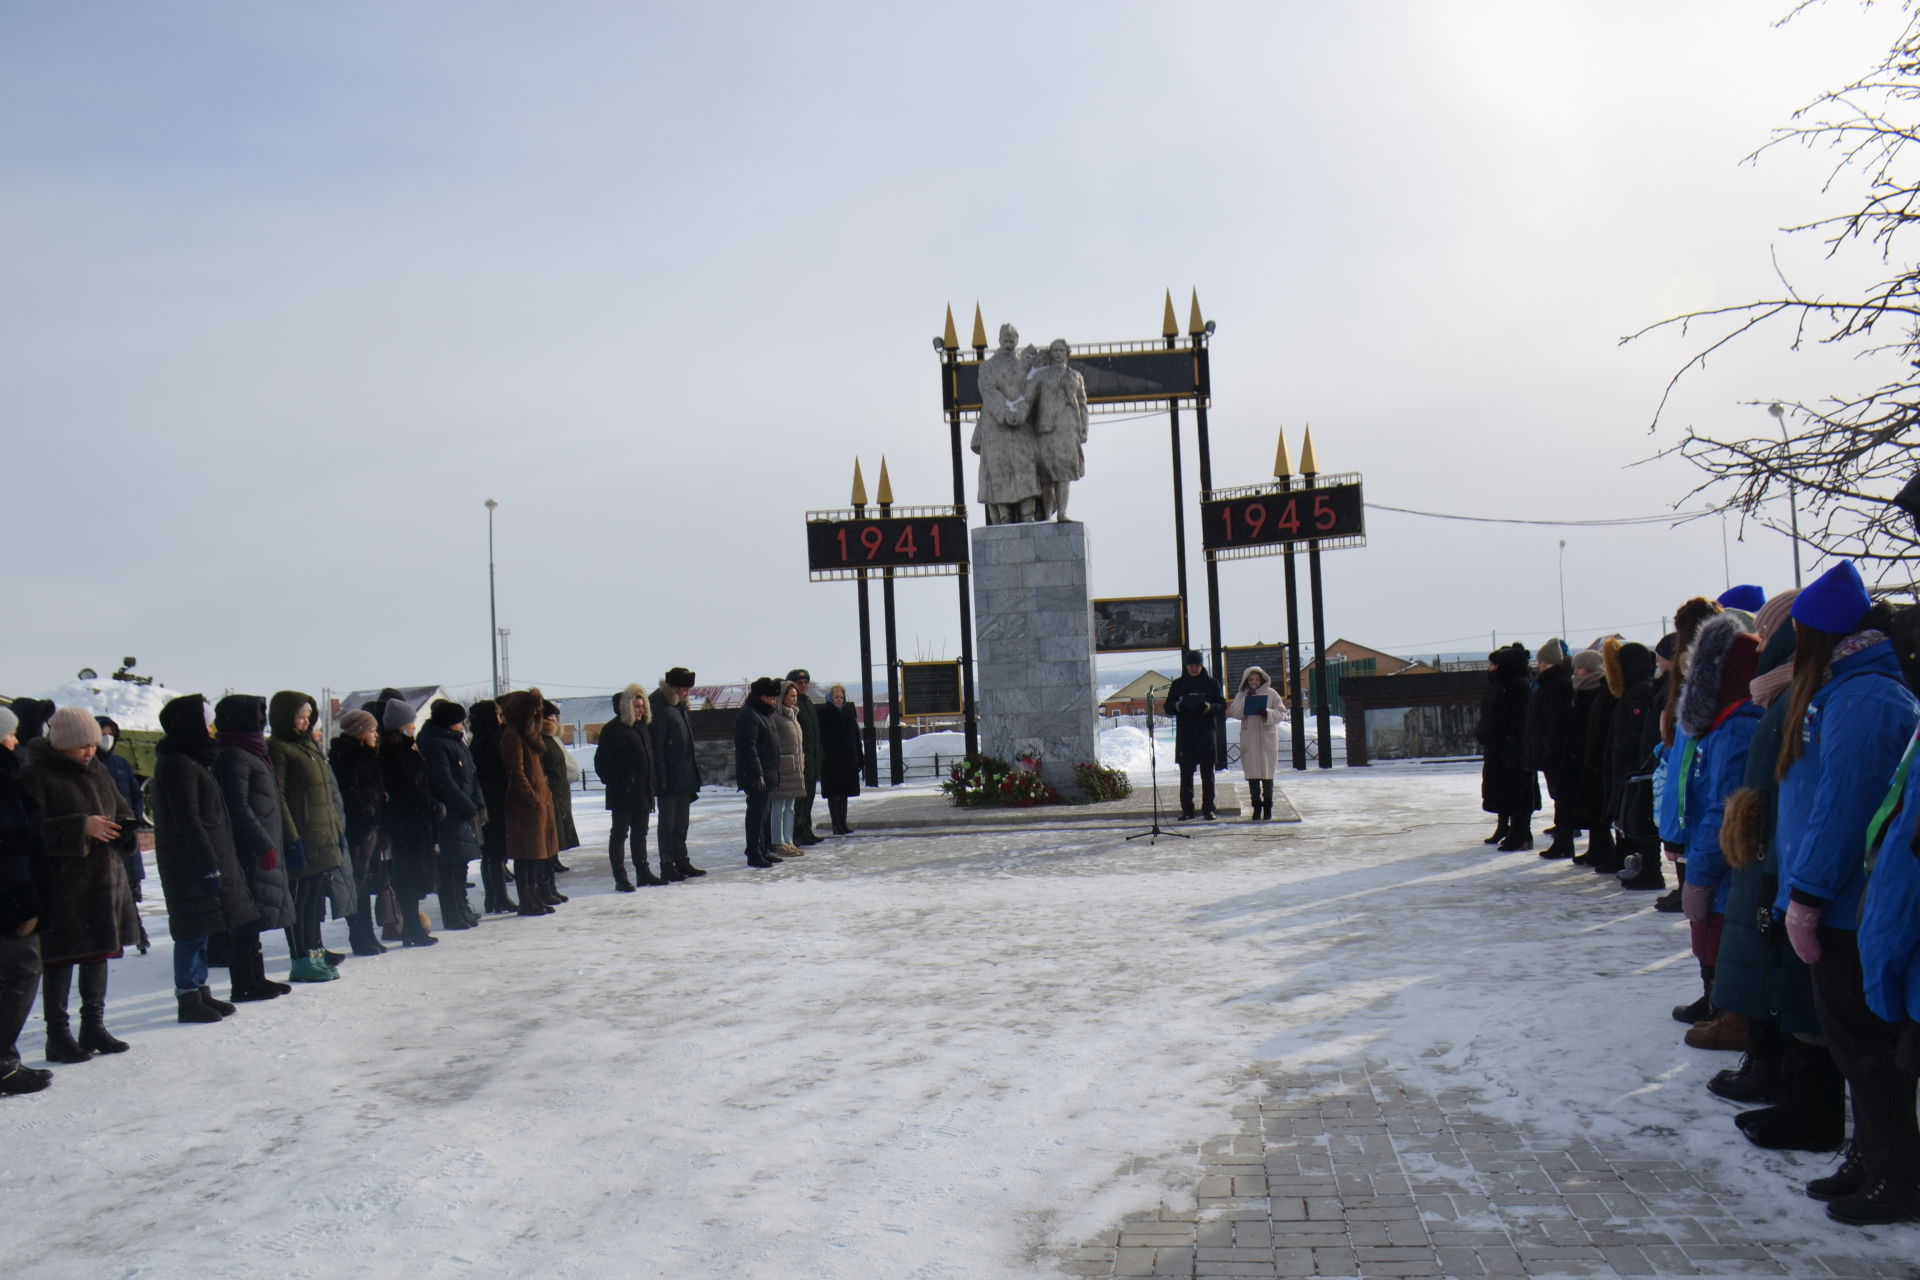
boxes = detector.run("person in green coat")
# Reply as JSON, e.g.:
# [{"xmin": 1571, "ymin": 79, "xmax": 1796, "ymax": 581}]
[
  {"xmin": 788, "ymin": 668, "xmax": 824, "ymax": 845},
  {"xmin": 268, "ymin": 691, "xmax": 346, "ymax": 983}
]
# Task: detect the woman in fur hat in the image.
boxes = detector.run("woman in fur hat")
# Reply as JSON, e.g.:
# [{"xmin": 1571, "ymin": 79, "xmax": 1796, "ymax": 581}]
[
  {"xmin": 1227, "ymin": 667, "xmax": 1286, "ymax": 821},
  {"xmin": 594, "ymin": 684, "xmax": 661, "ymax": 892},
  {"xmin": 498, "ymin": 690, "xmax": 560, "ymax": 914},
  {"xmin": 19, "ymin": 705, "xmax": 140, "ymax": 1061}
]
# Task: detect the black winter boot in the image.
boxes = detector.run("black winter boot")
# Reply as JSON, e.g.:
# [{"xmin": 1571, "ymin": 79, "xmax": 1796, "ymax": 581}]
[
  {"xmin": 198, "ymin": 986, "xmax": 237, "ymax": 1017},
  {"xmin": 539, "ymin": 862, "xmax": 567, "ymax": 905},
  {"xmin": 347, "ymin": 904, "xmax": 387, "ymax": 956},
  {"xmin": 1709, "ymin": 1018, "xmax": 1784, "ymax": 1103},
  {"xmin": 40, "ymin": 965, "xmax": 90, "ymax": 1064},
  {"xmin": 1497, "ymin": 815, "xmax": 1534, "ymax": 852},
  {"xmin": 75, "ymin": 963, "xmax": 127, "ymax": 1054},
  {"xmin": 1673, "ymin": 962, "xmax": 1715, "ymax": 1023},
  {"xmin": 1587, "ymin": 826, "xmax": 1625, "ymax": 875},
  {"xmin": 1483, "ymin": 814, "xmax": 1510, "ymax": 845},
  {"xmin": 1827, "ymin": 1176, "xmax": 1920, "ymax": 1226},
  {"xmin": 632, "ymin": 848, "xmax": 667, "ymax": 886},
  {"xmin": 1539, "ymin": 827, "xmax": 1578, "ymax": 860},
  {"xmin": 176, "ymin": 990, "xmax": 223, "ymax": 1024},
  {"xmin": 436, "ymin": 868, "xmax": 475, "ymax": 930},
  {"xmin": 398, "ymin": 896, "xmax": 438, "ymax": 946},
  {"xmin": 515, "ymin": 861, "xmax": 554, "ymax": 915},
  {"xmin": 675, "ymin": 853, "xmax": 707, "ymax": 878},
  {"xmin": 610, "ymin": 850, "xmax": 636, "ymax": 892},
  {"xmin": 483, "ymin": 858, "xmax": 519, "ymax": 914},
  {"xmin": 1743, "ymin": 1038, "xmax": 1846, "ymax": 1152}
]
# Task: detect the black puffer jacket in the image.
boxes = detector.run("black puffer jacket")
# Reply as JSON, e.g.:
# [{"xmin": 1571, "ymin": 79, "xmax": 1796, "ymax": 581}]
[
  {"xmin": 0, "ymin": 742, "xmax": 44, "ymax": 933},
  {"xmin": 595, "ymin": 687, "xmax": 657, "ymax": 814},
  {"xmin": 735, "ymin": 701, "xmax": 778, "ymax": 792},
  {"xmin": 328, "ymin": 733, "xmax": 383, "ymax": 873},
  {"xmin": 1525, "ymin": 662, "xmax": 1573, "ymax": 790},
  {"xmin": 418, "ymin": 721, "xmax": 484, "ymax": 867},
  {"xmin": 649, "ymin": 687, "xmax": 702, "ymax": 797},
  {"xmin": 1605, "ymin": 642, "xmax": 1659, "ymax": 827},
  {"xmin": 213, "ymin": 695, "xmax": 296, "ymax": 931}
]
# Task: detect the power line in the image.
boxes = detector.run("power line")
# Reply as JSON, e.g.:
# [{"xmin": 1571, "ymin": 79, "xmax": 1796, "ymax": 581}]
[{"xmin": 1365, "ymin": 502, "xmax": 1721, "ymax": 528}]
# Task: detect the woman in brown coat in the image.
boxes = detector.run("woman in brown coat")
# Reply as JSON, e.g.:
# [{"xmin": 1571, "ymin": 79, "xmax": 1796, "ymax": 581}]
[
  {"xmin": 498, "ymin": 690, "xmax": 560, "ymax": 916},
  {"xmin": 20, "ymin": 707, "xmax": 140, "ymax": 1063}
]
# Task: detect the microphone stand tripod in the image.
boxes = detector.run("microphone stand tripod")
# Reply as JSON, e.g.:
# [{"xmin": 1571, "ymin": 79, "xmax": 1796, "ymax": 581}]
[{"xmin": 1127, "ymin": 682, "xmax": 1189, "ymax": 845}]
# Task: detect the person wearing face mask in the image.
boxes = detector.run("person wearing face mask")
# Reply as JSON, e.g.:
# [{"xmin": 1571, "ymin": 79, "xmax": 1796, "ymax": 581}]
[
  {"xmin": 91, "ymin": 717, "xmax": 147, "ymax": 907},
  {"xmin": 269, "ymin": 692, "xmax": 349, "ymax": 976},
  {"xmin": 19, "ymin": 706, "xmax": 140, "ymax": 1063},
  {"xmin": 328, "ymin": 710, "xmax": 388, "ymax": 954},
  {"xmin": 152, "ymin": 695, "xmax": 259, "ymax": 1021},
  {"xmin": 378, "ymin": 697, "xmax": 439, "ymax": 947},
  {"xmin": 1, "ymin": 706, "xmax": 52, "ymax": 1094}
]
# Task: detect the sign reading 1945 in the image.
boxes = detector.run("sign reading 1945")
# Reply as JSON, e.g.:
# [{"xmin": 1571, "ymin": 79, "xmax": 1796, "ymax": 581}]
[
  {"xmin": 804, "ymin": 507, "xmax": 969, "ymax": 581},
  {"xmin": 1200, "ymin": 477, "xmax": 1366, "ymax": 561}
]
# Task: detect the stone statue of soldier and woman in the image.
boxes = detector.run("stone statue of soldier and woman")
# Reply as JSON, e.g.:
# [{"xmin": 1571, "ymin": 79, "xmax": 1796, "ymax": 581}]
[{"xmin": 969, "ymin": 323, "xmax": 1090, "ymax": 525}]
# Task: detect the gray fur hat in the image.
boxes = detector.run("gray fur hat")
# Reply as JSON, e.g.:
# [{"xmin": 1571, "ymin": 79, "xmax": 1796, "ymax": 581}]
[{"xmin": 382, "ymin": 697, "xmax": 418, "ymax": 731}]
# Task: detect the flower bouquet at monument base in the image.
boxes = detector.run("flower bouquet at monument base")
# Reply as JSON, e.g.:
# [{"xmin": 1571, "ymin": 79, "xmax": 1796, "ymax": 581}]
[{"xmin": 941, "ymin": 754, "xmax": 1062, "ymax": 807}]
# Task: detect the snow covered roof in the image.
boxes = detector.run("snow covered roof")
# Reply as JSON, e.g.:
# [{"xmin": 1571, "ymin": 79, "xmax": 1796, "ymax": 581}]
[
  {"xmin": 332, "ymin": 686, "xmax": 450, "ymax": 716},
  {"xmin": 1101, "ymin": 670, "xmax": 1174, "ymax": 704}
]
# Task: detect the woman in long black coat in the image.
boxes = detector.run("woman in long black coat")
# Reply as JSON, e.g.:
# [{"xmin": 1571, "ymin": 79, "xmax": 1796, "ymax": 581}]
[
  {"xmin": 467, "ymin": 700, "xmax": 515, "ymax": 914},
  {"xmin": 594, "ymin": 684, "xmax": 661, "ymax": 891},
  {"xmin": 151, "ymin": 695, "xmax": 258, "ymax": 1019},
  {"xmin": 214, "ymin": 695, "xmax": 302, "ymax": 985},
  {"xmin": 1478, "ymin": 643, "xmax": 1537, "ymax": 850},
  {"xmin": 377, "ymin": 699, "xmax": 438, "ymax": 947},
  {"xmin": 328, "ymin": 709, "xmax": 387, "ymax": 954},
  {"xmin": 418, "ymin": 700, "xmax": 483, "ymax": 931},
  {"xmin": 819, "ymin": 683, "xmax": 864, "ymax": 835}
]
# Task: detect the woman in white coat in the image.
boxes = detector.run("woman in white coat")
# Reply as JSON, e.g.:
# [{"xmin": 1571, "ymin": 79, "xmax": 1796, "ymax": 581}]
[{"xmin": 1227, "ymin": 667, "xmax": 1286, "ymax": 821}]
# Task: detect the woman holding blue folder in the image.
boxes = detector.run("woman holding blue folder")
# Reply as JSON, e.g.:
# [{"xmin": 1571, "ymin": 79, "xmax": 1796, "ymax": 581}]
[{"xmin": 1228, "ymin": 667, "xmax": 1286, "ymax": 821}]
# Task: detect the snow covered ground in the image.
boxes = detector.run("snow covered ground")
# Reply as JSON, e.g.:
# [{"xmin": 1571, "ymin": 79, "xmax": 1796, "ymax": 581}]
[{"xmin": 4, "ymin": 759, "xmax": 1912, "ymax": 1278}]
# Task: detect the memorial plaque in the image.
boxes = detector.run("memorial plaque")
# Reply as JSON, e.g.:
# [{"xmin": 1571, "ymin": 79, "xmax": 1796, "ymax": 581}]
[
  {"xmin": 1093, "ymin": 595, "xmax": 1185, "ymax": 653},
  {"xmin": 804, "ymin": 506, "xmax": 969, "ymax": 581},
  {"xmin": 1226, "ymin": 643, "xmax": 1291, "ymax": 698},
  {"xmin": 900, "ymin": 660, "xmax": 963, "ymax": 718}
]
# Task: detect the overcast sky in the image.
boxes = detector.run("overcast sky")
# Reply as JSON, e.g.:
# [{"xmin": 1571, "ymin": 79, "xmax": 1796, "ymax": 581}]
[{"xmin": 5, "ymin": 1, "xmax": 1910, "ymax": 703}]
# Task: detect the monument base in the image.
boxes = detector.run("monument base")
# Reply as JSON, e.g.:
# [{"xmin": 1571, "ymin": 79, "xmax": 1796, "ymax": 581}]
[{"xmin": 971, "ymin": 521, "xmax": 1100, "ymax": 798}]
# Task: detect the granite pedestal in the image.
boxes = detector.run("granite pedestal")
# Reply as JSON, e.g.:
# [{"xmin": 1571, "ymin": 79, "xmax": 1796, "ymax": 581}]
[{"xmin": 971, "ymin": 521, "xmax": 1100, "ymax": 798}]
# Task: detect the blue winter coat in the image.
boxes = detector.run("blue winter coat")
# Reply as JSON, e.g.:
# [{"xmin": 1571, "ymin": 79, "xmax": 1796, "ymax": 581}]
[
  {"xmin": 1682, "ymin": 704, "xmax": 1763, "ymax": 913},
  {"xmin": 1858, "ymin": 730, "xmax": 1920, "ymax": 1024},
  {"xmin": 1656, "ymin": 727, "xmax": 1690, "ymax": 846},
  {"xmin": 1775, "ymin": 641, "xmax": 1920, "ymax": 929}
]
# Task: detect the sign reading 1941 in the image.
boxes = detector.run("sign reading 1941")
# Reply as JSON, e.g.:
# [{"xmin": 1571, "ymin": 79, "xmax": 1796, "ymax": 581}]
[
  {"xmin": 804, "ymin": 506, "xmax": 969, "ymax": 581},
  {"xmin": 1200, "ymin": 476, "xmax": 1366, "ymax": 561}
]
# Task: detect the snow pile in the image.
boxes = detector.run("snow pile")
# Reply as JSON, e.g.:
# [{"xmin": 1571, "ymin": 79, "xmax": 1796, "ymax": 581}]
[
  {"xmin": 38, "ymin": 678, "xmax": 187, "ymax": 732},
  {"xmin": 1097, "ymin": 724, "xmax": 1155, "ymax": 772},
  {"xmin": 899, "ymin": 729, "xmax": 965, "ymax": 759}
]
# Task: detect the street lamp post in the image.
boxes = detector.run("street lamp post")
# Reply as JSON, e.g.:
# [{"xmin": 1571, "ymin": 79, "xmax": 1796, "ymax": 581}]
[
  {"xmin": 485, "ymin": 499, "xmax": 500, "ymax": 698},
  {"xmin": 1557, "ymin": 539, "xmax": 1568, "ymax": 644},
  {"xmin": 1769, "ymin": 403, "xmax": 1803, "ymax": 588}
]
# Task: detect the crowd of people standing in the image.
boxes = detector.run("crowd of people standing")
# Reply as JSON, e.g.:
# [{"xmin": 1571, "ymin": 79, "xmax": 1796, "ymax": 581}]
[
  {"xmin": 1478, "ymin": 565, "xmax": 1920, "ymax": 1228},
  {"xmin": 1, "ymin": 663, "xmax": 866, "ymax": 1098}
]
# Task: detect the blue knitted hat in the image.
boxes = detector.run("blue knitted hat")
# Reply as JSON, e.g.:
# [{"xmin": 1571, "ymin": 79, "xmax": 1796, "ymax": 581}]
[
  {"xmin": 1790, "ymin": 560, "xmax": 1872, "ymax": 635},
  {"xmin": 1717, "ymin": 584, "xmax": 1766, "ymax": 612}
]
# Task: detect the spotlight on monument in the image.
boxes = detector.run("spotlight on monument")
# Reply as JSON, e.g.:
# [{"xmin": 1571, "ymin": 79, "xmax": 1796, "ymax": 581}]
[
  {"xmin": 932, "ymin": 336, "xmax": 945, "ymax": 352},
  {"xmin": 1203, "ymin": 319, "xmax": 1217, "ymax": 336}
]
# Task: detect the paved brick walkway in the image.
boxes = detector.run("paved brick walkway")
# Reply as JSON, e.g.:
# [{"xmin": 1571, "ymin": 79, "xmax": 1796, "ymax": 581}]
[{"xmin": 1060, "ymin": 1061, "xmax": 1918, "ymax": 1280}]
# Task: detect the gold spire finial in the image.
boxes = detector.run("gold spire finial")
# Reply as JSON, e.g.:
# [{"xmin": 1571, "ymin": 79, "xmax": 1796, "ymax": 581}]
[
  {"xmin": 1273, "ymin": 428, "xmax": 1293, "ymax": 479},
  {"xmin": 851, "ymin": 459, "xmax": 868, "ymax": 506},
  {"xmin": 942, "ymin": 304, "xmax": 958, "ymax": 351},
  {"xmin": 1161, "ymin": 289, "xmax": 1178, "ymax": 337},
  {"xmin": 970, "ymin": 302, "xmax": 987, "ymax": 350},
  {"xmin": 1299, "ymin": 425, "xmax": 1320, "ymax": 476},
  {"xmin": 877, "ymin": 456, "xmax": 895, "ymax": 505},
  {"xmin": 1188, "ymin": 289, "xmax": 1205, "ymax": 335}
]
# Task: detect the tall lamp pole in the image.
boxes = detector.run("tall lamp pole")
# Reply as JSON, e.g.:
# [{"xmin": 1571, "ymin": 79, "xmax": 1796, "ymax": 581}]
[
  {"xmin": 485, "ymin": 498, "xmax": 500, "ymax": 698},
  {"xmin": 1769, "ymin": 403, "xmax": 1804, "ymax": 587},
  {"xmin": 1557, "ymin": 539, "xmax": 1568, "ymax": 643}
]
